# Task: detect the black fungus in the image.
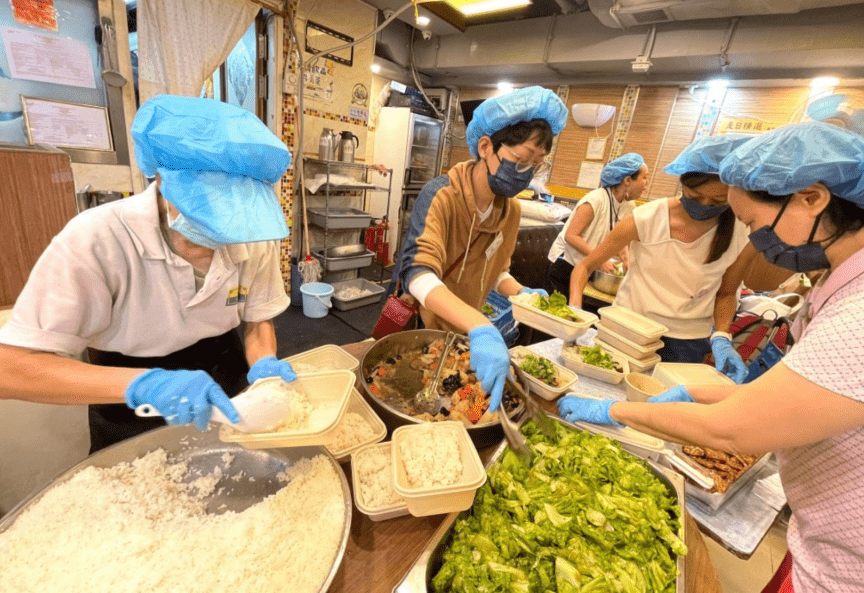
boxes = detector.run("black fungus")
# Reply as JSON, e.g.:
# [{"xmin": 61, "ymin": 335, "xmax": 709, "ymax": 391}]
[
  {"xmin": 442, "ymin": 372, "xmax": 462, "ymax": 395},
  {"xmin": 385, "ymin": 357, "xmax": 396, "ymax": 365},
  {"xmin": 421, "ymin": 344, "xmax": 430, "ymax": 354},
  {"xmin": 440, "ymin": 407, "xmax": 450, "ymax": 416},
  {"xmin": 365, "ymin": 376, "xmax": 374, "ymax": 384}
]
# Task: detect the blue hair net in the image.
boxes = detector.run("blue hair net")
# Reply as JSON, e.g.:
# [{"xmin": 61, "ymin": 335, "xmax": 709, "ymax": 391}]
[
  {"xmin": 465, "ymin": 86, "xmax": 568, "ymax": 158},
  {"xmin": 600, "ymin": 153, "xmax": 645, "ymax": 187},
  {"xmin": 131, "ymin": 95, "xmax": 291, "ymax": 181},
  {"xmin": 719, "ymin": 121, "xmax": 864, "ymax": 205},
  {"xmin": 158, "ymin": 169, "xmax": 289, "ymax": 242},
  {"xmin": 663, "ymin": 134, "xmax": 753, "ymax": 176}
]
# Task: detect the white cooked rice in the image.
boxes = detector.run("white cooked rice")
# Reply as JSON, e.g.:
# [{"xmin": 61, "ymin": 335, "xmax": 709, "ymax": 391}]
[
  {"xmin": 399, "ymin": 427, "xmax": 463, "ymax": 489},
  {"xmin": 323, "ymin": 412, "xmax": 377, "ymax": 454},
  {"xmin": 354, "ymin": 446, "xmax": 403, "ymax": 509},
  {"xmin": 0, "ymin": 450, "xmax": 345, "ymax": 593}
]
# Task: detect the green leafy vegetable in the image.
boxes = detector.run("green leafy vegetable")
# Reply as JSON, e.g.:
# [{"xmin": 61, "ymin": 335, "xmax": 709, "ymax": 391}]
[
  {"xmin": 535, "ymin": 291, "xmax": 582, "ymax": 322},
  {"xmin": 431, "ymin": 421, "xmax": 686, "ymax": 593},
  {"xmin": 520, "ymin": 354, "xmax": 559, "ymax": 386},
  {"xmin": 481, "ymin": 304, "xmax": 495, "ymax": 315},
  {"xmin": 578, "ymin": 345, "xmax": 621, "ymax": 371}
]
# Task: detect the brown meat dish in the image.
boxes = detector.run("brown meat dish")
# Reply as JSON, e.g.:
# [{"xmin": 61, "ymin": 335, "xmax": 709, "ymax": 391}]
[{"xmin": 681, "ymin": 446, "xmax": 760, "ymax": 493}]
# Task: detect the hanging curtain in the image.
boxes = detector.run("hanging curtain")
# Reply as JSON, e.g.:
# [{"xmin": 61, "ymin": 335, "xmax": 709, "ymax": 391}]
[{"xmin": 138, "ymin": 0, "xmax": 260, "ymax": 102}]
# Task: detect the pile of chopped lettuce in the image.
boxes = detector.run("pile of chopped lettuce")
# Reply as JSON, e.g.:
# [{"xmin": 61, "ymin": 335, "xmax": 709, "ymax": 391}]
[
  {"xmin": 431, "ymin": 421, "xmax": 686, "ymax": 593},
  {"xmin": 520, "ymin": 353, "xmax": 559, "ymax": 386},
  {"xmin": 577, "ymin": 345, "xmax": 621, "ymax": 371},
  {"xmin": 526, "ymin": 291, "xmax": 582, "ymax": 322}
]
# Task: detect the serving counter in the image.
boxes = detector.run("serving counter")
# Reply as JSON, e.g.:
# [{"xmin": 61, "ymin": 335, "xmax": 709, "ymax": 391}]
[{"xmin": 334, "ymin": 340, "xmax": 723, "ymax": 593}]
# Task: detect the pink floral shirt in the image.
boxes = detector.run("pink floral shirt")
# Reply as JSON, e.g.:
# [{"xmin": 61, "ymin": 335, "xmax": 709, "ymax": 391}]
[{"xmin": 780, "ymin": 246, "xmax": 864, "ymax": 592}]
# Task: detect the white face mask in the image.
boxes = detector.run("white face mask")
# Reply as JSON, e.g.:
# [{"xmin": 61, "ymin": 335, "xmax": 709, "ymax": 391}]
[{"xmin": 167, "ymin": 209, "xmax": 225, "ymax": 251}]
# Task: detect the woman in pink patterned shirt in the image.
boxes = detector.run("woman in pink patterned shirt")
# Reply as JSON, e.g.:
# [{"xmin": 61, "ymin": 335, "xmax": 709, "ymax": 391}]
[{"xmin": 557, "ymin": 121, "xmax": 864, "ymax": 592}]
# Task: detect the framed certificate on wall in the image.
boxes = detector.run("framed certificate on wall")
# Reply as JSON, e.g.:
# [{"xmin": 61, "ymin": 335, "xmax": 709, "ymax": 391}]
[{"xmin": 20, "ymin": 96, "xmax": 114, "ymax": 152}]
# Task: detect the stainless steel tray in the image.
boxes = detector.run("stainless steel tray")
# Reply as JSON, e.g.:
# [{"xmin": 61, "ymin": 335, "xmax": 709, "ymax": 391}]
[
  {"xmin": 394, "ymin": 418, "xmax": 686, "ymax": 593},
  {"xmin": 313, "ymin": 249, "xmax": 375, "ymax": 271},
  {"xmin": 331, "ymin": 277, "xmax": 385, "ymax": 311},
  {"xmin": 308, "ymin": 207, "xmax": 372, "ymax": 229},
  {"xmin": 0, "ymin": 425, "xmax": 352, "ymax": 593},
  {"xmin": 325, "ymin": 243, "xmax": 369, "ymax": 258}
]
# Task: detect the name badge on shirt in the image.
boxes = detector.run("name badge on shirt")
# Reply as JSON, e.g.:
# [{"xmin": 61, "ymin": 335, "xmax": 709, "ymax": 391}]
[
  {"xmin": 485, "ymin": 232, "xmax": 504, "ymax": 260},
  {"xmin": 226, "ymin": 285, "xmax": 249, "ymax": 306}
]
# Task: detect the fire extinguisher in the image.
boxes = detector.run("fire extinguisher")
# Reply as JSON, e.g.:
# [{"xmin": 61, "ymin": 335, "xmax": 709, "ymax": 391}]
[{"xmin": 364, "ymin": 217, "xmax": 391, "ymax": 266}]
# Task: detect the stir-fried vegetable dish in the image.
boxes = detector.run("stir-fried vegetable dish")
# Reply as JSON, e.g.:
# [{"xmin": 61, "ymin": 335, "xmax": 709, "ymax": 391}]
[{"xmin": 432, "ymin": 421, "xmax": 687, "ymax": 593}]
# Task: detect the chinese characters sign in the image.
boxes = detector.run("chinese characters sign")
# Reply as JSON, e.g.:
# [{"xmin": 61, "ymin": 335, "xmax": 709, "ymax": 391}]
[{"xmin": 715, "ymin": 117, "xmax": 784, "ymax": 135}]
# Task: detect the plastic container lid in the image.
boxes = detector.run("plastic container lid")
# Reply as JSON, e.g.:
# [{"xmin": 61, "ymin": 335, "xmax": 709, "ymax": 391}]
[
  {"xmin": 509, "ymin": 346, "xmax": 578, "ymax": 401},
  {"xmin": 324, "ymin": 388, "xmax": 387, "ymax": 462},
  {"xmin": 351, "ymin": 441, "xmax": 410, "ymax": 521},
  {"xmin": 652, "ymin": 363, "xmax": 735, "ymax": 389},
  {"xmin": 596, "ymin": 324, "xmax": 663, "ymax": 359},
  {"xmin": 594, "ymin": 338, "xmax": 661, "ymax": 374},
  {"xmin": 597, "ymin": 305, "xmax": 669, "ymax": 345},
  {"xmin": 391, "ymin": 422, "xmax": 486, "ymax": 517},
  {"xmin": 218, "ymin": 370, "xmax": 354, "ymax": 449},
  {"xmin": 285, "ymin": 344, "xmax": 360, "ymax": 374}
]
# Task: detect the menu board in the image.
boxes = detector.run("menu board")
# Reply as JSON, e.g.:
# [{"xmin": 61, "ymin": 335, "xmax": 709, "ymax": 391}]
[{"xmin": 21, "ymin": 96, "xmax": 113, "ymax": 152}]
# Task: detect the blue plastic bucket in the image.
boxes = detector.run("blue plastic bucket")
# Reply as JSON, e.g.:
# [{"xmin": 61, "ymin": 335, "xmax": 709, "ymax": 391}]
[{"xmin": 299, "ymin": 282, "xmax": 334, "ymax": 318}]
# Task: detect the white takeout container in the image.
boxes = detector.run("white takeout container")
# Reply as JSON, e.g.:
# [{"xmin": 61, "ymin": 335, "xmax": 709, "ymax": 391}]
[
  {"xmin": 325, "ymin": 388, "xmax": 387, "ymax": 463},
  {"xmin": 624, "ymin": 373, "xmax": 666, "ymax": 402},
  {"xmin": 509, "ymin": 346, "xmax": 578, "ymax": 401},
  {"xmin": 392, "ymin": 422, "xmax": 486, "ymax": 517},
  {"xmin": 560, "ymin": 343, "xmax": 629, "ymax": 384},
  {"xmin": 596, "ymin": 324, "xmax": 664, "ymax": 360},
  {"xmin": 595, "ymin": 338, "xmax": 661, "ymax": 373},
  {"xmin": 652, "ymin": 363, "xmax": 735, "ymax": 390},
  {"xmin": 219, "ymin": 370, "xmax": 354, "ymax": 449},
  {"xmin": 509, "ymin": 296, "xmax": 598, "ymax": 341},
  {"xmin": 685, "ymin": 453, "xmax": 773, "ymax": 512},
  {"xmin": 598, "ymin": 306, "xmax": 669, "ymax": 346},
  {"xmin": 284, "ymin": 344, "xmax": 360, "ymax": 374},
  {"xmin": 351, "ymin": 441, "xmax": 410, "ymax": 521}
]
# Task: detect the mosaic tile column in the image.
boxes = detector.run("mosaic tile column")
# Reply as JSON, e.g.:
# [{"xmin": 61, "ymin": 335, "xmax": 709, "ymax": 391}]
[{"xmin": 279, "ymin": 1, "xmax": 300, "ymax": 294}]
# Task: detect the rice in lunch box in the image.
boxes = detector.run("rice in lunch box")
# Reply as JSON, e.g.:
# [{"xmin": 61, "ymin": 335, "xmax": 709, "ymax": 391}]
[
  {"xmin": 399, "ymin": 427, "xmax": 463, "ymax": 489},
  {"xmin": 324, "ymin": 412, "xmax": 376, "ymax": 453},
  {"xmin": 0, "ymin": 450, "xmax": 344, "ymax": 593},
  {"xmin": 355, "ymin": 446, "xmax": 403, "ymax": 508},
  {"xmin": 243, "ymin": 380, "xmax": 313, "ymax": 433}
]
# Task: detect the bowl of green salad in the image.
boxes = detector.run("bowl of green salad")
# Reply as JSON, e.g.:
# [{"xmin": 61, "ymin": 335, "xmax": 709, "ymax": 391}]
[
  {"xmin": 509, "ymin": 346, "xmax": 578, "ymax": 401},
  {"xmin": 508, "ymin": 290, "xmax": 598, "ymax": 341},
  {"xmin": 560, "ymin": 343, "xmax": 630, "ymax": 384}
]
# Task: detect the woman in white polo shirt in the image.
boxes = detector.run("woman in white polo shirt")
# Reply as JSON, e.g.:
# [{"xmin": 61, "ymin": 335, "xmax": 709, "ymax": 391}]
[
  {"xmin": 0, "ymin": 96, "xmax": 297, "ymax": 452},
  {"xmin": 558, "ymin": 122, "xmax": 864, "ymax": 593},
  {"xmin": 546, "ymin": 153, "xmax": 647, "ymax": 298}
]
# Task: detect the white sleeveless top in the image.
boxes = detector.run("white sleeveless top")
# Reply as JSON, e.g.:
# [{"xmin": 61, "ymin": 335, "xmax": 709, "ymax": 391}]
[
  {"xmin": 548, "ymin": 188, "xmax": 625, "ymax": 265},
  {"xmin": 614, "ymin": 198, "xmax": 749, "ymax": 339}
]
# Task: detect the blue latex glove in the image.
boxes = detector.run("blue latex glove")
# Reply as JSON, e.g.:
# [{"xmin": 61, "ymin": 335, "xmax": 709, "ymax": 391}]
[
  {"xmin": 519, "ymin": 287, "xmax": 550, "ymax": 298},
  {"xmin": 711, "ymin": 336, "xmax": 747, "ymax": 384},
  {"xmin": 557, "ymin": 395, "xmax": 623, "ymax": 427},
  {"xmin": 125, "ymin": 368, "xmax": 240, "ymax": 431},
  {"xmin": 647, "ymin": 385, "xmax": 696, "ymax": 404},
  {"xmin": 468, "ymin": 325, "xmax": 511, "ymax": 413},
  {"xmin": 247, "ymin": 356, "xmax": 297, "ymax": 384}
]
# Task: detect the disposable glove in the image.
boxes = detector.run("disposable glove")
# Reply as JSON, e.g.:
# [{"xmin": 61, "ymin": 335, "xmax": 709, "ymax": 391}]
[
  {"xmin": 557, "ymin": 395, "xmax": 623, "ymax": 427},
  {"xmin": 247, "ymin": 356, "xmax": 297, "ymax": 384},
  {"xmin": 519, "ymin": 286, "xmax": 549, "ymax": 298},
  {"xmin": 468, "ymin": 325, "xmax": 510, "ymax": 413},
  {"xmin": 647, "ymin": 385, "xmax": 695, "ymax": 404},
  {"xmin": 125, "ymin": 368, "xmax": 240, "ymax": 431},
  {"xmin": 711, "ymin": 336, "xmax": 747, "ymax": 384}
]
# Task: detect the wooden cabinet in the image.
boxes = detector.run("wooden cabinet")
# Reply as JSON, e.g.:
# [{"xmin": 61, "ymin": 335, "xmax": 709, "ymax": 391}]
[{"xmin": 0, "ymin": 145, "xmax": 77, "ymax": 307}]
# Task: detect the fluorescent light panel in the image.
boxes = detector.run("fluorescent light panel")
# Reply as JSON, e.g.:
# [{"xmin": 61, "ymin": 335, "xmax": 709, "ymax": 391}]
[{"xmin": 444, "ymin": 0, "xmax": 532, "ymax": 17}]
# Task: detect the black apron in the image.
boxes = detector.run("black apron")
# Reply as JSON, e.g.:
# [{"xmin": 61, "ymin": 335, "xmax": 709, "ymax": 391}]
[{"xmin": 86, "ymin": 329, "xmax": 249, "ymax": 454}]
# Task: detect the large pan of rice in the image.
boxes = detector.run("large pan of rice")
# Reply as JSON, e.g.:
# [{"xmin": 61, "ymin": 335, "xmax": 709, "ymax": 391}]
[{"xmin": 0, "ymin": 425, "xmax": 351, "ymax": 593}]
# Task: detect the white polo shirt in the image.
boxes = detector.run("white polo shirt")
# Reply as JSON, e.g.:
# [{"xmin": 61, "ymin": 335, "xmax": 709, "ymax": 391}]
[{"xmin": 0, "ymin": 183, "xmax": 290, "ymax": 358}]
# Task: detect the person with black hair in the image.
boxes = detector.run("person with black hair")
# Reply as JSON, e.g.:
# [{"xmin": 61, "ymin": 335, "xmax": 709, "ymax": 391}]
[
  {"xmin": 388, "ymin": 86, "xmax": 568, "ymax": 413},
  {"xmin": 568, "ymin": 134, "xmax": 755, "ymax": 365}
]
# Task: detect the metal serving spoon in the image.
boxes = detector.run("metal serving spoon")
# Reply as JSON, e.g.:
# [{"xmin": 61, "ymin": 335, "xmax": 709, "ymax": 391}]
[{"xmin": 413, "ymin": 331, "xmax": 458, "ymax": 415}]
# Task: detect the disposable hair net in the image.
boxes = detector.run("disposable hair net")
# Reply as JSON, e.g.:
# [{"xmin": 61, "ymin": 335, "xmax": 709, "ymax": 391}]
[
  {"xmin": 600, "ymin": 153, "xmax": 645, "ymax": 187},
  {"xmin": 806, "ymin": 93, "xmax": 864, "ymax": 136},
  {"xmin": 719, "ymin": 121, "xmax": 864, "ymax": 205},
  {"xmin": 158, "ymin": 169, "xmax": 289, "ymax": 243},
  {"xmin": 663, "ymin": 134, "xmax": 753, "ymax": 176},
  {"xmin": 131, "ymin": 94, "xmax": 291, "ymax": 181},
  {"xmin": 466, "ymin": 86, "xmax": 568, "ymax": 158}
]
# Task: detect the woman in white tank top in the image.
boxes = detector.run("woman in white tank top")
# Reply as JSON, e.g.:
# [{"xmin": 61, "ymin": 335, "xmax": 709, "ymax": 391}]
[{"xmin": 569, "ymin": 135, "xmax": 756, "ymax": 364}]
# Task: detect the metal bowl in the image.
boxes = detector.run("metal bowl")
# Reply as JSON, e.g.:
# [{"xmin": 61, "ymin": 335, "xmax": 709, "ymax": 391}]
[
  {"xmin": 592, "ymin": 269, "xmax": 624, "ymax": 295},
  {"xmin": 325, "ymin": 243, "xmax": 369, "ymax": 258},
  {"xmin": 360, "ymin": 329, "xmax": 524, "ymax": 449},
  {"xmin": 0, "ymin": 426, "xmax": 352, "ymax": 593}
]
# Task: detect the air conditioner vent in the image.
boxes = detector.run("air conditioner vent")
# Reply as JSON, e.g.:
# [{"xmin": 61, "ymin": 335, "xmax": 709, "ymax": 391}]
[{"xmin": 630, "ymin": 8, "xmax": 670, "ymax": 24}]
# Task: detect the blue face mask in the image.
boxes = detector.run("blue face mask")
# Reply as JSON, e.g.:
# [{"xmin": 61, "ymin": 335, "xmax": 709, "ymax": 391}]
[
  {"xmin": 680, "ymin": 196, "xmax": 729, "ymax": 221},
  {"xmin": 486, "ymin": 155, "xmax": 535, "ymax": 198},
  {"xmin": 748, "ymin": 197, "xmax": 830, "ymax": 272},
  {"xmin": 167, "ymin": 210, "xmax": 225, "ymax": 251}
]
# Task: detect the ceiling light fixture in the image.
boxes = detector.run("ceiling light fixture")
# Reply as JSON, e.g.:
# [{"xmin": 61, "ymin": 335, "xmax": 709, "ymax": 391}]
[
  {"xmin": 443, "ymin": 0, "xmax": 531, "ymax": 17},
  {"xmin": 707, "ymin": 78, "xmax": 730, "ymax": 89},
  {"xmin": 810, "ymin": 76, "xmax": 839, "ymax": 89},
  {"xmin": 416, "ymin": 15, "xmax": 431, "ymax": 26},
  {"xmin": 370, "ymin": 63, "xmax": 381, "ymax": 74},
  {"xmin": 497, "ymin": 81, "xmax": 514, "ymax": 95}
]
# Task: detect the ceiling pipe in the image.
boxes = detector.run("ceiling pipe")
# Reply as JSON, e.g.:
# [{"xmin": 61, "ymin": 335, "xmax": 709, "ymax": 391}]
[{"xmin": 718, "ymin": 17, "xmax": 740, "ymax": 72}]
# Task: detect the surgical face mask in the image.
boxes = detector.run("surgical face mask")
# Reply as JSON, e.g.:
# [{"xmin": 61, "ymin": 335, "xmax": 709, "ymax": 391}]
[
  {"xmin": 680, "ymin": 196, "xmax": 730, "ymax": 221},
  {"xmin": 486, "ymin": 153, "xmax": 535, "ymax": 198},
  {"xmin": 748, "ymin": 197, "xmax": 830, "ymax": 272},
  {"xmin": 167, "ymin": 209, "xmax": 225, "ymax": 251}
]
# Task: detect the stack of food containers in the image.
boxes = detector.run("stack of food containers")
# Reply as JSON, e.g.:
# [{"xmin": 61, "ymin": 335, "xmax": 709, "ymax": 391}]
[{"xmin": 595, "ymin": 306, "xmax": 668, "ymax": 372}]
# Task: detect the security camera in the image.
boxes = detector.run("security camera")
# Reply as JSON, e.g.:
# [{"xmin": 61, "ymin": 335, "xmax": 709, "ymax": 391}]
[{"xmin": 421, "ymin": 30, "xmax": 432, "ymax": 41}]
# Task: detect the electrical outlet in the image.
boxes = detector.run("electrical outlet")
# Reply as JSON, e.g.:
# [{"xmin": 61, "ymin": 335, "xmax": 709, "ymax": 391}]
[{"xmin": 283, "ymin": 72, "xmax": 298, "ymax": 96}]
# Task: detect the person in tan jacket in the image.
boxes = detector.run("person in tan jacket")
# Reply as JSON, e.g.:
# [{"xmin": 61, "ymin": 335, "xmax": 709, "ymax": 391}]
[{"xmin": 389, "ymin": 86, "xmax": 568, "ymax": 412}]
